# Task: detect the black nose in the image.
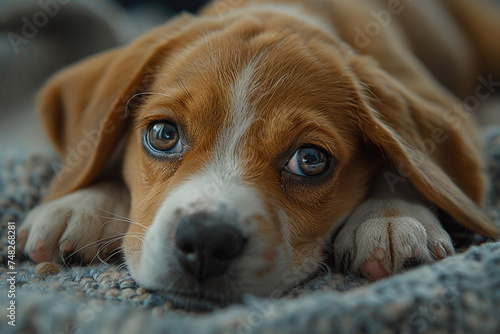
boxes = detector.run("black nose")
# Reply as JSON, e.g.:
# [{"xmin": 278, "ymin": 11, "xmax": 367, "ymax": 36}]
[{"xmin": 174, "ymin": 212, "xmax": 246, "ymax": 283}]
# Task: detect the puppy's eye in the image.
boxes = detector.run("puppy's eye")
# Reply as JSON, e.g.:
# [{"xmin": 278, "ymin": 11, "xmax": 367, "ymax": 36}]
[
  {"xmin": 286, "ymin": 145, "xmax": 329, "ymax": 177},
  {"xmin": 145, "ymin": 122, "xmax": 182, "ymax": 153}
]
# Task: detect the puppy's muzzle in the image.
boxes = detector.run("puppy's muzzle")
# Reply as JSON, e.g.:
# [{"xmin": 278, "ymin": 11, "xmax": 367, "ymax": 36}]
[{"xmin": 174, "ymin": 212, "xmax": 247, "ymax": 283}]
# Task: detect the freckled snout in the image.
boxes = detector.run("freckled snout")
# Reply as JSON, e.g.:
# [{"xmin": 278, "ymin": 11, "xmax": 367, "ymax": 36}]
[{"xmin": 174, "ymin": 212, "xmax": 247, "ymax": 283}]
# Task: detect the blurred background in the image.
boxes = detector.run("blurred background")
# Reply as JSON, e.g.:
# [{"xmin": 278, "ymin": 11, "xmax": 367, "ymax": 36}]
[
  {"xmin": 117, "ymin": 0, "xmax": 208, "ymax": 13},
  {"xmin": 0, "ymin": 0, "xmax": 209, "ymax": 154}
]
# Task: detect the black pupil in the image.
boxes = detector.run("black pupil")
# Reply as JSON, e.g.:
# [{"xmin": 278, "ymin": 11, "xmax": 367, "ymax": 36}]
[
  {"xmin": 157, "ymin": 124, "xmax": 176, "ymax": 140},
  {"xmin": 149, "ymin": 123, "xmax": 179, "ymax": 151},
  {"xmin": 298, "ymin": 147, "xmax": 326, "ymax": 175}
]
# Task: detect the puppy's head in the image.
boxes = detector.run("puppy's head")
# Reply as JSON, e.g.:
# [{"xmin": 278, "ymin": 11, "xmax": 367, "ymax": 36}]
[
  {"xmin": 39, "ymin": 9, "xmax": 497, "ymax": 310},
  {"xmin": 119, "ymin": 13, "xmax": 378, "ymax": 309}
]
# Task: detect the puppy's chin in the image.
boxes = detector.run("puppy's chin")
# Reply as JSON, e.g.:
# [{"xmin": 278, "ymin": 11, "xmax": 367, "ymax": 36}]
[{"xmin": 124, "ymin": 251, "xmax": 324, "ymax": 312}]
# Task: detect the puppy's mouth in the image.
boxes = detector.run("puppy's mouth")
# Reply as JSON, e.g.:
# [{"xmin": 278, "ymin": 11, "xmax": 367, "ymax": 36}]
[{"xmin": 159, "ymin": 289, "xmax": 242, "ymax": 312}]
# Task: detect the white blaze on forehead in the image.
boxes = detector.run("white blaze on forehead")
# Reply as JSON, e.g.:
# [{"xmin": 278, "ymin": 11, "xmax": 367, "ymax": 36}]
[{"xmin": 210, "ymin": 59, "xmax": 259, "ymax": 178}]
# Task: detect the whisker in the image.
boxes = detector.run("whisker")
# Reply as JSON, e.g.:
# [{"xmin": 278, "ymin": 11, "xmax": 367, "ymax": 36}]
[
  {"xmin": 93, "ymin": 208, "xmax": 148, "ymax": 229},
  {"xmin": 93, "ymin": 237, "xmax": 126, "ymax": 262},
  {"xmin": 94, "ymin": 216, "xmax": 148, "ymax": 230},
  {"xmin": 89, "ymin": 234, "xmax": 145, "ymax": 265},
  {"xmin": 64, "ymin": 232, "xmax": 145, "ymax": 262},
  {"xmin": 104, "ymin": 248, "xmax": 124, "ymax": 262},
  {"xmin": 94, "ymin": 245, "xmax": 124, "ymax": 265},
  {"xmin": 117, "ymin": 262, "xmax": 129, "ymax": 271}
]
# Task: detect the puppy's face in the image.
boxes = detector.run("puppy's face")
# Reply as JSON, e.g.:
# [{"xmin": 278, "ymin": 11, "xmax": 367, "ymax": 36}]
[{"xmin": 121, "ymin": 18, "xmax": 377, "ymax": 310}]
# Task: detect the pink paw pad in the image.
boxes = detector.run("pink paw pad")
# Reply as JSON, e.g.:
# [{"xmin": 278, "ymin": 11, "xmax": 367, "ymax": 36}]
[{"xmin": 360, "ymin": 248, "xmax": 388, "ymax": 281}]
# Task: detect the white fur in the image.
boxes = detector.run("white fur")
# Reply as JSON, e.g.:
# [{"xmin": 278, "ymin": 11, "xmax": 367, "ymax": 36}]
[
  {"xmin": 134, "ymin": 168, "xmax": 290, "ymax": 295},
  {"xmin": 20, "ymin": 181, "xmax": 130, "ymax": 263},
  {"xmin": 212, "ymin": 54, "xmax": 259, "ymax": 172}
]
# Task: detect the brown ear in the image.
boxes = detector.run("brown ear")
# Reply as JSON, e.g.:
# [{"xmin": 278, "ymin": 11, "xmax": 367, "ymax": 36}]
[
  {"xmin": 350, "ymin": 56, "xmax": 499, "ymax": 239},
  {"xmin": 39, "ymin": 14, "xmax": 195, "ymax": 201}
]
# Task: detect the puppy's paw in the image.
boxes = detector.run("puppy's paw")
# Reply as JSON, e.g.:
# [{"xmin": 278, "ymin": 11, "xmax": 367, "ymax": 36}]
[
  {"xmin": 18, "ymin": 182, "xmax": 130, "ymax": 264},
  {"xmin": 334, "ymin": 201, "xmax": 454, "ymax": 281}
]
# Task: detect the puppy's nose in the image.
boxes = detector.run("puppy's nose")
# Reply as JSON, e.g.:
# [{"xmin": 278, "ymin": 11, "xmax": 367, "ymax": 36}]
[{"xmin": 174, "ymin": 212, "xmax": 246, "ymax": 283}]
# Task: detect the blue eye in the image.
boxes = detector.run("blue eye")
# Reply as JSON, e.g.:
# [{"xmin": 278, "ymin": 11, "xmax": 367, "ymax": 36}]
[
  {"xmin": 145, "ymin": 122, "xmax": 182, "ymax": 153},
  {"xmin": 286, "ymin": 146, "xmax": 329, "ymax": 177}
]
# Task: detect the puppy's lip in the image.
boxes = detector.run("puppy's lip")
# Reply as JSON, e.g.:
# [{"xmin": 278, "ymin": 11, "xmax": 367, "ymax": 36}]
[{"xmin": 159, "ymin": 288, "xmax": 243, "ymax": 312}]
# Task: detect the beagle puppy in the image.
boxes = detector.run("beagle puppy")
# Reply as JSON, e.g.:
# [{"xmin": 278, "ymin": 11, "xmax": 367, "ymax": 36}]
[{"xmin": 19, "ymin": 0, "xmax": 500, "ymax": 311}]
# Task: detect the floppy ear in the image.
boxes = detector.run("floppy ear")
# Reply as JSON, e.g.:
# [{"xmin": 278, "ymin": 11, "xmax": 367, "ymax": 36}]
[
  {"xmin": 38, "ymin": 14, "xmax": 195, "ymax": 201},
  {"xmin": 350, "ymin": 56, "xmax": 499, "ymax": 239}
]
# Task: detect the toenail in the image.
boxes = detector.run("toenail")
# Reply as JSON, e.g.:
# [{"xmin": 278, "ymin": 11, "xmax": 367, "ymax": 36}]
[
  {"xmin": 435, "ymin": 244, "xmax": 447, "ymax": 259},
  {"xmin": 17, "ymin": 230, "xmax": 29, "ymax": 252},
  {"xmin": 59, "ymin": 240, "xmax": 75, "ymax": 253}
]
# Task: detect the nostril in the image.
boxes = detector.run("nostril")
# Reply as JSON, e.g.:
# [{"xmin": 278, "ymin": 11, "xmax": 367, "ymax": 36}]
[
  {"xmin": 210, "ymin": 228, "xmax": 246, "ymax": 260},
  {"xmin": 213, "ymin": 247, "xmax": 234, "ymax": 260},
  {"xmin": 176, "ymin": 239, "xmax": 195, "ymax": 255},
  {"xmin": 212, "ymin": 242, "xmax": 244, "ymax": 260},
  {"xmin": 213, "ymin": 247, "xmax": 227, "ymax": 259},
  {"xmin": 174, "ymin": 219, "xmax": 200, "ymax": 255}
]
